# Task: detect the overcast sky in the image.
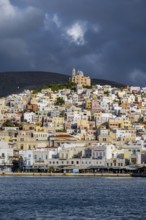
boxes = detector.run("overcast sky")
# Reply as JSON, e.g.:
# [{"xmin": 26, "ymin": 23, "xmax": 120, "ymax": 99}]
[{"xmin": 0, "ymin": 0, "xmax": 146, "ymax": 86}]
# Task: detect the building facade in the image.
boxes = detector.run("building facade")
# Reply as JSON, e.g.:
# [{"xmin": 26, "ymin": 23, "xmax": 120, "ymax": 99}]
[{"xmin": 71, "ymin": 68, "xmax": 91, "ymax": 86}]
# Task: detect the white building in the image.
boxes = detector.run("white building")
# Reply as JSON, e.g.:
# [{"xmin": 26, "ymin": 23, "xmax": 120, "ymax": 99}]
[{"xmin": 24, "ymin": 112, "xmax": 34, "ymax": 123}]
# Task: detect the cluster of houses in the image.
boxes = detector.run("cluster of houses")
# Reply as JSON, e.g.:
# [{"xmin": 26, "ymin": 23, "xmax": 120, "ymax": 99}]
[{"xmin": 0, "ymin": 69, "xmax": 146, "ymax": 173}]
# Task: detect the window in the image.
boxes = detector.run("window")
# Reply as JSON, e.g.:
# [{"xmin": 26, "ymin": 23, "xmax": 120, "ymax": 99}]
[{"xmin": 2, "ymin": 153, "xmax": 5, "ymax": 158}]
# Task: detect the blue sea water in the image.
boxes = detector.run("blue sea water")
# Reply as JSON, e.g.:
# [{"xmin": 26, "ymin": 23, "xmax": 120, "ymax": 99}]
[{"xmin": 0, "ymin": 177, "xmax": 145, "ymax": 220}]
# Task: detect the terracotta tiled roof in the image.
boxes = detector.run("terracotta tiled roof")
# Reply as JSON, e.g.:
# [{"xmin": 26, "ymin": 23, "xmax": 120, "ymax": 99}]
[{"xmin": 55, "ymin": 134, "xmax": 72, "ymax": 138}]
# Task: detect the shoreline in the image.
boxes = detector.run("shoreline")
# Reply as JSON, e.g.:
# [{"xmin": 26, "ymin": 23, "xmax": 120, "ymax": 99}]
[{"xmin": 0, "ymin": 172, "xmax": 132, "ymax": 177}]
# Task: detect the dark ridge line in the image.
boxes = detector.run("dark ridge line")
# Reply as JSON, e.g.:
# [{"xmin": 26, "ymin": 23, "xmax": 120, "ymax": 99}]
[{"xmin": 0, "ymin": 71, "xmax": 126, "ymax": 97}]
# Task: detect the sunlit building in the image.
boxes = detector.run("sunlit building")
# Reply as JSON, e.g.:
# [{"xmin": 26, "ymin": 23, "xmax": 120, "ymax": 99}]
[{"xmin": 71, "ymin": 68, "xmax": 91, "ymax": 86}]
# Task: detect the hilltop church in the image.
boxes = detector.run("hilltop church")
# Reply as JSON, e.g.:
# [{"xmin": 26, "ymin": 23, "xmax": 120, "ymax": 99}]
[{"xmin": 71, "ymin": 68, "xmax": 91, "ymax": 86}]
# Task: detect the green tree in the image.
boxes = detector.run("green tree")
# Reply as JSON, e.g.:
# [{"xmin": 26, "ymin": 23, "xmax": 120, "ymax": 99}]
[
  {"xmin": 33, "ymin": 82, "xmax": 77, "ymax": 93},
  {"xmin": 48, "ymin": 166, "xmax": 55, "ymax": 173},
  {"xmin": 3, "ymin": 120, "xmax": 15, "ymax": 127},
  {"xmin": 12, "ymin": 156, "xmax": 24, "ymax": 172},
  {"xmin": 56, "ymin": 97, "xmax": 65, "ymax": 105}
]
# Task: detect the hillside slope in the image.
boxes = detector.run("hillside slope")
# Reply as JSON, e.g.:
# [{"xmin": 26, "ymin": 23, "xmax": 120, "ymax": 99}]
[{"xmin": 0, "ymin": 71, "xmax": 125, "ymax": 97}]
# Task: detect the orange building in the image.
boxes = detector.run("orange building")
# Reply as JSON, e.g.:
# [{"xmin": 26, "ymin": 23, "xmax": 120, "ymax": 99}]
[{"xmin": 27, "ymin": 104, "xmax": 39, "ymax": 111}]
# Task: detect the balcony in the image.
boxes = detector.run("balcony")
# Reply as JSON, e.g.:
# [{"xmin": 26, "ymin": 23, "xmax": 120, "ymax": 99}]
[{"xmin": 34, "ymin": 160, "xmax": 45, "ymax": 163}]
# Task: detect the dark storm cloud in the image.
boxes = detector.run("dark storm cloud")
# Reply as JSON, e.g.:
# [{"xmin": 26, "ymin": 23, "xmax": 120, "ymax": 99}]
[{"xmin": 1, "ymin": 0, "xmax": 146, "ymax": 85}]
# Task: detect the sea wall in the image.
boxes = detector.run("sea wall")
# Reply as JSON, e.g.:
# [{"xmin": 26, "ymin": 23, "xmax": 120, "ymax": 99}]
[{"xmin": 0, "ymin": 172, "xmax": 131, "ymax": 177}]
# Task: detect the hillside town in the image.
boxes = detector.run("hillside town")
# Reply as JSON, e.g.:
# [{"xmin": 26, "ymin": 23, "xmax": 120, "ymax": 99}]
[{"xmin": 0, "ymin": 69, "xmax": 146, "ymax": 174}]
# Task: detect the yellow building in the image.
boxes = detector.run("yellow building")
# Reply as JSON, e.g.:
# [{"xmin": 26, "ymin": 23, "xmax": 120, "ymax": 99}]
[
  {"xmin": 98, "ymin": 135, "xmax": 111, "ymax": 143},
  {"xmin": 109, "ymin": 119, "xmax": 132, "ymax": 129},
  {"xmin": 77, "ymin": 120, "xmax": 89, "ymax": 130},
  {"xmin": 110, "ymin": 129, "xmax": 136, "ymax": 143},
  {"xmin": 121, "ymin": 119, "xmax": 132, "ymax": 129},
  {"xmin": 0, "ymin": 132, "xmax": 11, "ymax": 142},
  {"xmin": 71, "ymin": 68, "xmax": 91, "ymax": 86},
  {"xmin": 52, "ymin": 117, "xmax": 65, "ymax": 131},
  {"xmin": 16, "ymin": 131, "xmax": 49, "ymax": 150},
  {"xmin": 85, "ymin": 99, "xmax": 92, "ymax": 109},
  {"xmin": 92, "ymin": 94, "xmax": 97, "ymax": 100}
]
